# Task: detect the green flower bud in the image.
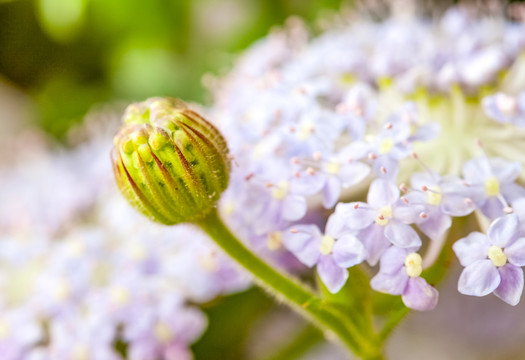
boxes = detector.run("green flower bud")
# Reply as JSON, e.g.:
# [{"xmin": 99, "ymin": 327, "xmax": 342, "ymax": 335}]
[{"xmin": 111, "ymin": 97, "xmax": 230, "ymax": 225}]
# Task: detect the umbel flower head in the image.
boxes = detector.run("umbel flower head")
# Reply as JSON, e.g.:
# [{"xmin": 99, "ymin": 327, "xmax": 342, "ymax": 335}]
[{"xmin": 111, "ymin": 97, "xmax": 230, "ymax": 225}]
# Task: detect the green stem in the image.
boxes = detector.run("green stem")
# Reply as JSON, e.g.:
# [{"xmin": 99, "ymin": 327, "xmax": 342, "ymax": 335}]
[{"xmin": 195, "ymin": 208, "xmax": 381, "ymax": 359}]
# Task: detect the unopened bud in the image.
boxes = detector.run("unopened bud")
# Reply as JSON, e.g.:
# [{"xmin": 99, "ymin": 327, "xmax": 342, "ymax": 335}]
[{"xmin": 111, "ymin": 98, "xmax": 230, "ymax": 225}]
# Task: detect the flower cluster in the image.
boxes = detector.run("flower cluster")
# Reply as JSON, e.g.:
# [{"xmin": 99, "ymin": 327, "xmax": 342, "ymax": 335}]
[
  {"xmin": 208, "ymin": 7, "xmax": 525, "ymax": 311},
  {"xmin": 0, "ymin": 127, "xmax": 250, "ymax": 360}
]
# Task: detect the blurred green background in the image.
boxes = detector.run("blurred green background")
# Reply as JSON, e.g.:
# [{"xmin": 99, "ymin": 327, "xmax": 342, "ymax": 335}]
[{"xmin": 0, "ymin": 0, "xmax": 350, "ymax": 141}]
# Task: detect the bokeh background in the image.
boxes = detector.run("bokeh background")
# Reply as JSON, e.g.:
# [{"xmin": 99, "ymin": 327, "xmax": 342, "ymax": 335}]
[{"xmin": 0, "ymin": 0, "xmax": 354, "ymax": 142}]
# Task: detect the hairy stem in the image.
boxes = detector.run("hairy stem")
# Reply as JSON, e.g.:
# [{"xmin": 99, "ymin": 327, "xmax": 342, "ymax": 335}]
[{"xmin": 195, "ymin": 208, "xmax": 382, "ymax": 359}]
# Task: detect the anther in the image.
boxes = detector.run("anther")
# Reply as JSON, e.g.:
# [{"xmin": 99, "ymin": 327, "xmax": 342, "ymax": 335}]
[
  {"xmin": 354, "ymin": 203, "xmax": 359, "ymax": 209},
  {"xmin": 289, "ymin": 228, "xmax": 299, "ymax": 234},
  {"xmin": 421, "ymin": 185, "xmax": 428, "ymax": 192},
  {"xmin": 313, "ymin": 151, "xmax": 322, "ymax": 161},
  {"xmin": 245, "ymin": 173, "xmax": 255, "ymax": 181},
  {"xmin": 380, "ymin": 166, "xmax": 387, "ymax": 174},
  {"xmin": 401, "ymin": 196, "xmax": 409, "ymax": 204},
  {"xmin": 384, "ymin": 122, "xmax": 393, "ymax": 130},
  {"xmin": 504, "ymin": 206, "xmax": 514, "ymax": 214},
  {"xmin": 399, "ymin": 183, "xmax": 408, "ymax": 192},
  {"xmin": 368, "ymin": 153, "xmax": 377, "ymax": 160},
  {"xmin": 306, "ymin": 167, "xmax": 316, "ymax": 175},
  {"xmin": 419, "ymin": 212, "xmax": 428, "ymax": 219},
  {"xmin": 290, "ymin": 157, "xmax": 301, "ymax": 165}
]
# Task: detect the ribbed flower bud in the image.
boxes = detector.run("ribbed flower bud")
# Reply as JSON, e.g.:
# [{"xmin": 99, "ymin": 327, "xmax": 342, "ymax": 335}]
[{"xmin": 111, "ymin": 97, "xmax": 230, "ymax": 225}]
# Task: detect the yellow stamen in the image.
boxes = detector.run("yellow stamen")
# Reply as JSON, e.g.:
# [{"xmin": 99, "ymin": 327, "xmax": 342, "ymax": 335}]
[
  {"xmin": 320, "ymin": 235, "xmax": 335, "ymax": 255},
  {"xmin": 272, "ymin": 181, "xmax": 289, "ymax": 200},
  {"xmin": 488, "ymin": 245, "xmax": 507, "ymax": 267},
  {"xmin": 404, "ymin": 253, "xmax": 423, "ymax": 278},
  {"xmin": 484, "ymin": 176, "xmax": 500, "ymax": 197}
]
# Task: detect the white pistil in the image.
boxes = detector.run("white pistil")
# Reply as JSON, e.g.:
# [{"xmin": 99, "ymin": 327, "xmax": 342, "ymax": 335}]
[
  {"xmin": 319, "ymin": 235, "xmax": 335, "ymax": 255},
  {"xmin": 488, "ymin": 245, "xmax": 507, "ymax": 267},
  {"xmin": 404, "ymin": 253, "xmax": 423, "ymax": 278}
]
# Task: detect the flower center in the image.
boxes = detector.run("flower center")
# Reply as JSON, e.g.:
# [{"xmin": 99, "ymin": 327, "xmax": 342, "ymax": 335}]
[
  {"xmin": 272, "ymin": 181, "xmax": 289, "ymax": 200},
  {"xmin": 404, "ymin": 253, "xmax": 423, "ymax": 278},
  {"xmin": 374, "ymin": 205, "xmax": 392, "ymax": 226},
  {"xmin": 298, "ymin": 121, "xmax": 315, "ymax": 140},
  {"xmin": 427, "ymin": 186, "xmax": 442, "ymax": 205},
  {"xmin": 326, "ymin": 161, "xmax": 341, "ymax": 175},
  {"xmin": 484, "ymin": 176, "xmax": 500, "ymax": 197},
  {"xmin": 488, "ymin": 245, "xmax": 507, "ymax": 267},
  {"xmin": 267, "ymin": 231, "xmax": 283, "ymax": 250},
  {"xmin": 319, "ymin": 235, "xmax": 335, "ymax": 255},
  {"xmin": 154, "ymin": 322, "xmax": 175, "ymax": 344},
  {"xmin": 379, "ymin": 138, "xmax": 394, "ymax": 154}
]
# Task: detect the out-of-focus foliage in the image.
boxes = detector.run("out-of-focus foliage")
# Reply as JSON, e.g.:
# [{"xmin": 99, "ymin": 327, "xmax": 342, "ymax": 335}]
[{"xmin": 0, "ymin": 0, "xmax": 349, "ymax": 140}]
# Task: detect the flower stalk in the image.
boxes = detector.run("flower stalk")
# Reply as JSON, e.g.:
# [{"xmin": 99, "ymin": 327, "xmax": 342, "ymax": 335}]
[{"xmin": 196, "ymin": 208, "xmax": 384, "ymax": 359}]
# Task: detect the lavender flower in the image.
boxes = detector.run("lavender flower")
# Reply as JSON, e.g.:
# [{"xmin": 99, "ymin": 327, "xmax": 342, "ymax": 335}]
[
  {"xmin": 335, "ymin": 179, "xmax": 424, "ymax": 265},
  {"xmin": 283, "ymin": 213, "xmax": 367, "ymax": 293},
  {"xmin": 453, "ymin": 214, "xmax": 525, "ymax": 305},
  {"xmin": 483, "ymin": 92, "xmax": 525, "ymax": 127},
  {"xmin": 371, "ymin": 246, "xmax": 438, "ymax": 311},
  {"xmin": 461, "ymin": 157, "xmax": 525, "ymax": 219}
]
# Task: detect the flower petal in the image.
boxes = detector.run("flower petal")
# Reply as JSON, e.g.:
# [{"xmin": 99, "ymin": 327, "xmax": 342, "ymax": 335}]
[
  {"xmin": 367, "ymin": 178, "xmax": 399, "ymax": 208},
  {"xmin": 384, "ymin": 221, "xmax": 421, "ymax": 248},
  {"xmin": 359, "ymin": 225, "xmax": 391, "ymax": 266},
  {"xmin": 322, "ymin": 177, "xmax": 341, "ymax": 209},
  {"xmin": 418, "ymin": 212, "xmax": 451, "ymax": 240},
  {"xmin": 370, "ymin": 268, "xmax": 408, "ymax": 295},
  {"xmin": 332, "ymin": 234, "xmax": 367, "ymax": 268},
  {"xmin": 402, "ymin": 277, "xmax": 439, "ymax": 311},
  {"xmin": 378, "ymin": 246, "xmax": 411, "ymax": 274},
  {"xmin": 458, "ymin": 259, "xmax": 501, "ymax": 297},
  {"xmin": 494, "ymin": 264, "xmax": 524, "ymax": 306},
  {"xmin": 282, "ymin": 195, "xmax": 307, "ymax": 221},
  {"xmin": 334, "ymin": 202, "xmax": 375, "ymax": 230},
  {"xmin": 488, "ymin": 214, "xmax": 519, "ymax": 248},
  {"xmin": 317, "ymin": 256, "xmax": 349, "ymax": 293},
  {"xmin": 505, "ymin": 237, "xmax": 525, "ymax": 266},
  {"xmin": 452, "ymin": 232, "xmax": 490, "ymax": 267}
]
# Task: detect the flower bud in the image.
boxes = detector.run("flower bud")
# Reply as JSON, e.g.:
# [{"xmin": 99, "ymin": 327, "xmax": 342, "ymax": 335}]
[{"xmin": 111, "ymin": 97, "xmax": 230, "ymax": 225}]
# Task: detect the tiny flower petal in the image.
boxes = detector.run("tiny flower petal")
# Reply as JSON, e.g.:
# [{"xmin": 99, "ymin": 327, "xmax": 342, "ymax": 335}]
[
  {"xmin": 458, "ymin": 259, "xmax": 501, "ymax": 297},
  {"xmin": 367, "ymin": 179, "xmax": 400, "ymax": 208},
  {"xmin": 418, "ymin": 212, "xmax": 452, "ymax": 240},
  {"xmin": 505, "ymin": 238, "xmax": 525, "ymax": 267},
  {"xmin": 332, "ymin": 235, "xmax": 367, "ymax": 268},
  {"xmin": 318, "ymin": 256, "xmax": 349, "ymax": 293},
  {"xmin": 494, "ymin": 264, "xmax": 524, "ymax": 306},
  {"xmin": 402, "ymin": 277, "xmax": 439, "ymax": 311},
  {"xmin": 453, "ymin": 232, "xmax": 490, "ymax": 267},
  {"xmin": 488, "ymin": 214, "xmax": 519, "ymax": 248},
  {"xmin": 370, "ymin": 268, "xmax": 408, "ymax": 296},
  {"xmin": 322, "ymin": 177, "xmax": 342, "ymax": 209},
  {"xmin": 282, "ymin": 195, "xmax": 307, "ymax": 221},
  {"xmin": 384, "ymin": 222, "xmax": 421, "ymax": 248}
]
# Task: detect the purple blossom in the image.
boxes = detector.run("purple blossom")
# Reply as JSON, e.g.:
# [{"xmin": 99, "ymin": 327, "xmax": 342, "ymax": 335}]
[
  {"xmin": 453, "ymin": 214, "xmax": 525, "ymax": 305},
  {"xmin": 370, "ymin": 246, "xmax": 439, "ymax": 311},
  {"xmin": 483, "ymin": 92, "xmax": 525, "ymax": 127},
  {"xmin": 335, "ymin": 179, "xmax": 424, "ymax": 265},
  {"xmin": 404, "ymin": 172, "xmax": 476, "ymax": 240},
  {"xmin": 461, "ymin": 156, "xmax": 525, "ymax": 219},
  {"xmin": 283, "ymin": 213, "xmax": 367, "ymax": 293}
]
